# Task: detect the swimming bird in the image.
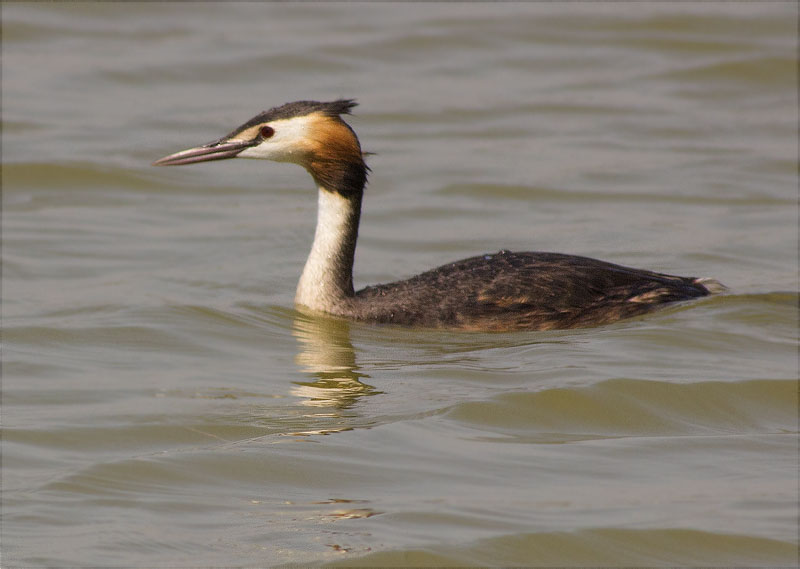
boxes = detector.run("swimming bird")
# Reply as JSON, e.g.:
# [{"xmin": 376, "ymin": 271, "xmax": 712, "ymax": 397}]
[{"xmin": 153, "ymin": 99, "xmax": 721, "ymax": 331}]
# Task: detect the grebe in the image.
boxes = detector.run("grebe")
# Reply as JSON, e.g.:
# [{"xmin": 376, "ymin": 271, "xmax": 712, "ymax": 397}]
[{"xmin": 154, "ymin": 99, "xmax": 721, "ymax": 331}]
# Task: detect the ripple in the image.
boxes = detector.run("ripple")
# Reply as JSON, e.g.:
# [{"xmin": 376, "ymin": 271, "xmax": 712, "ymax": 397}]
[{"xmin": 446, "ymin": 377, "xmax": 798, "ymax": 440}]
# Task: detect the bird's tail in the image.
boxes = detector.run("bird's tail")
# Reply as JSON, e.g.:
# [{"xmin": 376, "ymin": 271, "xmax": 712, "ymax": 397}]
[{"xmin": 693, "ymin": 277, "xmax": 727, "ymax": 294}]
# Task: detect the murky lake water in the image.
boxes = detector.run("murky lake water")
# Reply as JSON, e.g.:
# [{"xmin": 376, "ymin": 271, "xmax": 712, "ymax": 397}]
[{"xmin": 3, "ymin": 3, "xmax": 798, "ymax": 567}]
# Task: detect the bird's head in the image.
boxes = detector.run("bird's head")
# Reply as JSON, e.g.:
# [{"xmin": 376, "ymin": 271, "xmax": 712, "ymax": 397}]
[{"xmin": 154, "ymin": 99, "xmax": 367, "ymax": 194}]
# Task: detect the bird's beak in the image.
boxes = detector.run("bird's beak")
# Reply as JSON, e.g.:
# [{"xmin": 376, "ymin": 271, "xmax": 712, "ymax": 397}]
[{"xmin": 152, "ymin": 138, "xmax": 255, "ymax": 166}]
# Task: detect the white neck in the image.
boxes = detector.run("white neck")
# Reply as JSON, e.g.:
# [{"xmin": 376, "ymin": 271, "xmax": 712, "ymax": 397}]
[{"xmin": 295, "ymin": 187, "xmax": 361, "ymax": 313}]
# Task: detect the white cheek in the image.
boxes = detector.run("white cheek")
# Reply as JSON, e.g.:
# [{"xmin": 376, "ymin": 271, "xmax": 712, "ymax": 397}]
[
  {"xmin": 237, "ymin": 141, "xmax": 295, "ymax": 162},
  {"xmin": 236, "ymin": 115, "xmax": 315, "ymax": 163}
]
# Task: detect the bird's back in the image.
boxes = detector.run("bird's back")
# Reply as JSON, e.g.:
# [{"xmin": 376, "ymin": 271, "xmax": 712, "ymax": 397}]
[{"xmin": 351, "ymin": 250, "xmax": 714, "ymax": 330}]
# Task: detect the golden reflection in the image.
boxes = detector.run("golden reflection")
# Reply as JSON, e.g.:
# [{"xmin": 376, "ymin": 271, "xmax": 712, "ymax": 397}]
[{"xmin": 290, "ymin": 311, "xmax": 379, "ymax": 409}]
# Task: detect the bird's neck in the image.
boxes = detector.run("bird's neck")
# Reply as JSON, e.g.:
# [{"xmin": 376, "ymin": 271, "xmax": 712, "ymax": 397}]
[{"xmin": 295, "ymin": 186, "xmax": 362, "ymax": 313}]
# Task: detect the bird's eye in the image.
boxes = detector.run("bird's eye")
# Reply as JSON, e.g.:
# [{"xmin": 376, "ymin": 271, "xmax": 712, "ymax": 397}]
[{"xmin": 259, "ymin": 125, "xmax": 275, "ymax": 139}]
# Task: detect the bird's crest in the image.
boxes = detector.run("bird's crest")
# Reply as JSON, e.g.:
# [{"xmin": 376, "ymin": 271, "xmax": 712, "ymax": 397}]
[{"xmin": 227, "ymin": 99, "xmax": 358, "ymax": 139}]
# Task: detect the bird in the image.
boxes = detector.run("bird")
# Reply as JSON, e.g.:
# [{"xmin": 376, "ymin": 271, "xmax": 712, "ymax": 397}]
[{"xmin": 153, "ymin": 99, "xmax": 722, "ymax": 331}]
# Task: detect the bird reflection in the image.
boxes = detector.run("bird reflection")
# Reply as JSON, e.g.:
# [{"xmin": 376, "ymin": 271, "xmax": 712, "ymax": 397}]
[{"xmin": 290, "ymin": 310, "xmax": 379, "ymax": 409}]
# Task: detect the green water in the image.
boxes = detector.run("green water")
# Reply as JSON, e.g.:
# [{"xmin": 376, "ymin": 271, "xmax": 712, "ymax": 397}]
[{"xmin": 3, "ymin": 2, "xmax": 797, "ymax": 567}]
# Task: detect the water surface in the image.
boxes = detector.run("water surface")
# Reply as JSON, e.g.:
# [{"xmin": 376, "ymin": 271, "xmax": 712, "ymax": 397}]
[{"xmin": 3, "ymin": 3, "xmax": 798, "ymax": 567}]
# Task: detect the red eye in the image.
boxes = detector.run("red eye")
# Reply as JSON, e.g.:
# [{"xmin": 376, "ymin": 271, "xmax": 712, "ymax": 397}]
[{"xmin": 259, "ymin": 125, "xmax": 274, "ymax": 139}]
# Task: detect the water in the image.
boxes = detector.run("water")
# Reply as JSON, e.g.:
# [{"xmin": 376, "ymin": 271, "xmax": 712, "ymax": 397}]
[{"xmin": 3, "ymin": 3, "xmax": 798, "ymax": 567}]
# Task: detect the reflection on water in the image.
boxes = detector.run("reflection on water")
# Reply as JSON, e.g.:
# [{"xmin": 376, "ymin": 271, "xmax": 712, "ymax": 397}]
[
  {"xmin": 3, "ymin": 1, "xmax": 796, "ymax": 567},
  {"xmin": 291, "ymin": 311, "xmax": 380, "ymax": 411}
]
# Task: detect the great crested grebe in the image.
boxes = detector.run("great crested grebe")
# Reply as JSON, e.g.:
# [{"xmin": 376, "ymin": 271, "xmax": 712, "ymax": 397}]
[{"xmin": 154, "ymin": 99, "xmax": 721, "ymax": 331}]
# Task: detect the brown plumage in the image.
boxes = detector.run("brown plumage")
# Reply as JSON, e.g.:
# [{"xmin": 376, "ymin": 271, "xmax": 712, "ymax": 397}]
[
  {"xmin": 154, "ymin": 99, "xmax": 722, "ymax": 331},
  {"xmin": 351, "ymin": 251, "xmax": 713, "ymax": 330}
]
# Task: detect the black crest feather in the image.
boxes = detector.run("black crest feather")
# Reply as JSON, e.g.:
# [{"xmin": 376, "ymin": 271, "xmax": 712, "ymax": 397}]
[{"xmin": 228, "ymin": 99, "xmax": 358, "ymax": 138}]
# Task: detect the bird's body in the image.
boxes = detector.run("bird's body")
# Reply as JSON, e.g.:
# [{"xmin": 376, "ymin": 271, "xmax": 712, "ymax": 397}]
[
  {"xmin": 154, "ymin": 99, "xmax": 721, "ymax": 331},
  {"xmin": 351, "ymin": 251, "xmax": 712, "ymax": 331}
]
